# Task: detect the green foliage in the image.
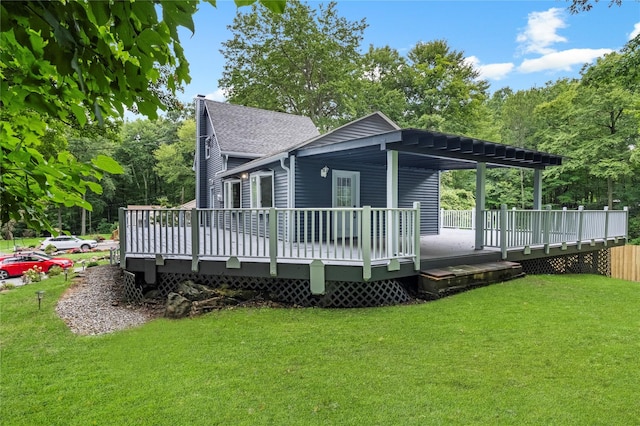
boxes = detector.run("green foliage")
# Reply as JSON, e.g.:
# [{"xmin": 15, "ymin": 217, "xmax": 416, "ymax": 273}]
[
  {"xmin": 47, "ymin": 266, "xmax": 63, "ymax": 277},
  {"xmin": 220, "ymin": 0, "xmax": 367, "ymax": 130},
  {"xmin": 22, "ymin": 266, "xmax": 43, "ymax": 283},
  {"xmin": 0, "ymin": 282, "xmax": 16, "ymax": 291},
  {"xmin": 440, "ymin": 187, "xmax": 475, "ymax": 210},
  {"xmin": 43, "ymin": 244, "xmax": 56, "ymax": 255},
  {"xmin": 0, "ymin": 0, "xmax": 286, "ymax": 233},
  {"xmin": 2, "ymin": 274, "xmax": 640, "ymax": 424},
  {"xmin": 153, "ymin": 119, "xmax": 196, "ymax": 204}
]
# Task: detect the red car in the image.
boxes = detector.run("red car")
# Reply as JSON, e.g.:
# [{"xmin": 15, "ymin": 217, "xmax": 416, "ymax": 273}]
[{"xmin": 0, "ymin": 251, "xmax": 74, "ymax": 280}]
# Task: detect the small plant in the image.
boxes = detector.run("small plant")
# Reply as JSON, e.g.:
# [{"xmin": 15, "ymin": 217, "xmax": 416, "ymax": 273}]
[
  {"xmin": 47, "ymin": 266, "xmax": 63, "ymax": 277},
  {"xmin": 22, "ymin": 266, "xmax": 43, "ymax": 284},
  {"xmin": 0, "ymin": 282, "xmax": 16, "ymax": 291},
  {"xmin": 86, "ymin": 261, "xmax": 100, "ymax": 268},
  {"xmin": 43, "ymin": 244, "xmax": 57, "ymax": 255}
]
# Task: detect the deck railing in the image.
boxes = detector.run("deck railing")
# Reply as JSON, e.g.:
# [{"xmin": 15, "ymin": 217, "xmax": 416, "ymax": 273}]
[
  {"xmin": 482, "ymin": 205, "xmax": 628, "ymax": 258},
  {"xmin": 440, "ymin": 208, "xmax": 475, "ymax": 229},
  {"xmin": 119, "ymin": 204, "xmax": 421, "ymax": 280}
]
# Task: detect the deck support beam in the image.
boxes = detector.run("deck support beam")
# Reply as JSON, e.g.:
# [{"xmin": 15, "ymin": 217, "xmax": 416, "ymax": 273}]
[{"xmin": 475, "ymin": 162, "xmax": 486, "ymax": 250}]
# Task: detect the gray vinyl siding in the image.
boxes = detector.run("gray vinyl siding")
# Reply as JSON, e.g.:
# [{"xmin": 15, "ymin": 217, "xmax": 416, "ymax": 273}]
[
  {"xmin": 399, "ymin": 169, "xmax": 439, "ymax": 235},
  {"xmin": 295, "ymin": 158, "xmax": 439, "ymax": 236},
  {"xmin": 227, "ymin": 157, "xmax": 253, "ymax": 171},
  {"xmin": 208, "ymin": 139, "xmax": 223, "ymax": 208},
  {"xmin": 303, "ymin": 115, "xmax": 397, "ymax": 149}
]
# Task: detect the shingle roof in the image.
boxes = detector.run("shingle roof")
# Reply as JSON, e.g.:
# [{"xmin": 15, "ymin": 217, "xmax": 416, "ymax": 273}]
[{"xmin": 204, "ymin": 100, "xmax": 320, "ymax": 156}]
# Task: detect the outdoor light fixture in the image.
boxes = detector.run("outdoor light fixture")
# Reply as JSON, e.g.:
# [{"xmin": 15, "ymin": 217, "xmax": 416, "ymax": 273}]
[
  {"xmin": 36, "ymin": 290, "xmax": 45, "ymax": 310},
  {"xmin": 64, "ymin": 268, "xmax": 69, "ymax": 281},
  {"xmin": 241, "ymin": 173, "xmax": 249, "ymax": 179},
  {"xmin": 320, "ymin": 166, "xmax": 329, "ymax": 178}
]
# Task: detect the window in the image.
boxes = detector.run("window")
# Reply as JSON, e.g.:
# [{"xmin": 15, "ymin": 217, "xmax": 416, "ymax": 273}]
[
  {"xmin": 205, "ymin": 137, "xmax": 211, "ymax": 159},
  {"xmin": 250, "ymin": 172, "xmax": 273, "ymax": 208},
  {"xmin": 224, "ymin": 180, "xmax": 242, "ymax": 208}
]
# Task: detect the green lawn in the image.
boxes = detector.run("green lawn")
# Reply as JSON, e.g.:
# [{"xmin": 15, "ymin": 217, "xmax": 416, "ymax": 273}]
[{"xmin": 1, "ymin": 273, "xmax": 639, "ymax": 425}]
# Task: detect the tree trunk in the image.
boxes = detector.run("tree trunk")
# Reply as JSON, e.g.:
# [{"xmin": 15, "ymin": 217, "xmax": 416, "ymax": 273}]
[{"xmin": 607, "ymin": 177, "xmax": 613, "ymax": 210}]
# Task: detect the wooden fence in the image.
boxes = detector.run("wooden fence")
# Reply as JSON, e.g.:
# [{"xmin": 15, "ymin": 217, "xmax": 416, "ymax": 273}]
[{"xmin": 611, "ymin": 245, "xmax": 639, "ymax": 282}]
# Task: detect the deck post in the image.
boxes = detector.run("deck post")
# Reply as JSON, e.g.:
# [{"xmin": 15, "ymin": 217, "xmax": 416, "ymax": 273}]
[
  {"xmin": 623, "ymin": 206, "xmax": 629, "ymax": 238},
  {"xmin": 191, "ymin": 208, "xmax": 199, "ymax": 272},
  {"xmin": 413, "ymin": 202, "xmax": 421, "ymax": 271},
  {"xmin": 362, "ymin": 206, "xmax": 372, "ymax": 281},
  {"xmin": 118, "ymin": 208, "xmax": 126, "ymax": 268},
  {"xmin": 543, "ymin": 205, "xmax": 551, "ymax": 254},
  {"xmin": 577, "ymin": 205, "xmax": 584, "ymax": 250},
  {"xmin": 269, "ymin": 208, "xmax": 277, "ymax": 276},
  {"xmin": 475, "ymin": 162, "xmax": 486, "ymax": 250},
  {"xmin": 603, "ymin": 206, "xmax": 609, "ymax": 246},
  {"xmin": 387, "ymin": 150, "xmax": 399, "ymax": 258},
  {"xmin": 500, "ymin": 204, "xmax": 508, "ymax": 259}
]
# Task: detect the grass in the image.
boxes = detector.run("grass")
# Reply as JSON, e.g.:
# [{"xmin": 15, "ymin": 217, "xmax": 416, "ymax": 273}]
[{"xmin": 1, "ymin": 273, "xmax": 639, "ymax": 425}]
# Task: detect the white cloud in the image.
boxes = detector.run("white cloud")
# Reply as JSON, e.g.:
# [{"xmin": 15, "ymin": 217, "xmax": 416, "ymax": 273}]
[
  {"xmin": 630, "ymin": 22, "xmax": 640, "ymax": 40},
  {"xmin": 466, "ymin": 56, "xmax": 514, "ymax": 81},
  {"xmin": 517, "ymin": 8, "xmax": 568, "ymax": 55},
  {"xmin": 518, "ymin": 48, "xmax": 612, "ymax": 73},
  {"xmin": 206, "ymin": 88, "xmax": 227, "ymax": 102}
]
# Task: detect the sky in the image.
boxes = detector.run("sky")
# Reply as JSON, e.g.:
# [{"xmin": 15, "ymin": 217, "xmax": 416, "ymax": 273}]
[{"xmin": 174, "ymin": 0, "xmax": 639, "ymax": 106}]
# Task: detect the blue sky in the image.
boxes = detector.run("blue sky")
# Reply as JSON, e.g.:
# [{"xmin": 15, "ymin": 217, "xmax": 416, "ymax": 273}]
[{"xmin": 176, "ymin": 0, "xmax": 639, "ymax": 105}]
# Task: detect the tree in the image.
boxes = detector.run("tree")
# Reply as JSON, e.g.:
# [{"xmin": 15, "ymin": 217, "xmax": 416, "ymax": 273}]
[
  {"xmin": 401, "ymin": 40, "xmax": 490, "ymax": 135},
  {"xmin": 154, "ymin": 120, "xmax": 197, "ymax": 205},
  {"xmin": 220, "ymin": 0, "xmax": 367, "ymax": 130},
  {"xmin": 567, "ymin": 0, "xmax": 623, "ymax": 14},
  {"xmin": 0, "ymin": 0, "xmax": 285, "ymax": 233}
]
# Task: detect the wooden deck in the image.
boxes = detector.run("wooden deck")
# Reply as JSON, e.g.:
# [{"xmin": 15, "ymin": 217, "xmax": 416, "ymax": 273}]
[{"xmin": 119, "ymin": 207, "xmax": 628, "ymax": 287}]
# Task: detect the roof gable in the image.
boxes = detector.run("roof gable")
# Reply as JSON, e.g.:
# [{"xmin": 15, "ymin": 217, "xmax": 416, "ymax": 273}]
[
  {"xmin": 296, "ymin": 112, "xmax": 399, "ymax": 151},
  {"xmin": 204, "ymin": 100, "xmax": 320, "ymax": 156}
]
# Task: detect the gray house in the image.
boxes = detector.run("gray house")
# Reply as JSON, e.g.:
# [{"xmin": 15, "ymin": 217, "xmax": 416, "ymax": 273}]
[
  {"xmin": 195, "ymin": 97, "xmax": 561, "ymax": 240},
  {"xmin": 195, "ymin": 98, "xmax": 320, "ymax": 210},
  {"xmin": 116, "ymin": 98, "xmax": 626, "ymax": 307}
]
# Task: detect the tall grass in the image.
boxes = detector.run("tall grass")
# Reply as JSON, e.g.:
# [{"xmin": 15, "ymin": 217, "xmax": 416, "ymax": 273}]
[{"xmin": 1, "ymin": 273, "xmax": 639, "ymax": 425}]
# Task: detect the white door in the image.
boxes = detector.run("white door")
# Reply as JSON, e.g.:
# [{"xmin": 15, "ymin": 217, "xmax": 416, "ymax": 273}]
[{"xmin": 332, "ymin": 170, "xmax": 360, "ymax": 238}]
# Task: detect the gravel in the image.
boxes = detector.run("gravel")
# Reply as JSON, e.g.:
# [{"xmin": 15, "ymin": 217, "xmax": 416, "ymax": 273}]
[{"xmin": 56, "ymin": 265, "xmax": 161, "ymax": 336}]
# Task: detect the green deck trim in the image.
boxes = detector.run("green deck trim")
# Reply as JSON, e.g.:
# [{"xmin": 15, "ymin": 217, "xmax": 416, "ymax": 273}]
[{"xmin": 310, "ymin": 259, "xmax": 325, "ymax": 295}]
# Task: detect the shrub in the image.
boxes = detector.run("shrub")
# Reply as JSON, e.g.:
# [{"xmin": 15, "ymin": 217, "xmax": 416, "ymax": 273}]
[
  {"xmin": 47, "ymin": 266, "xmax": 63, "ymax": 277},
  {"xmin": 22, "ymin": 266, "xmax": 43, "ymax": 284},
  {"xmin": 43, "ymin": 244, "xmax": 56, "ymax": 255},
  {"xmin": 86, "ymin": 261, "xmax": 100, "ymax": 268},
  {"xmin": 0, "ymin": 282, "xmax": 16, "ymax": 291},
  {"xmin": 96, "ymin": 219, "xmax": 118, "ymax": 234}
]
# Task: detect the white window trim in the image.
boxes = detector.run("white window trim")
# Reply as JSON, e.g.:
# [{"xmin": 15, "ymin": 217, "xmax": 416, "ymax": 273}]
[
  {"xmin": 250, "ymin": 171, "xmax": 274, "ymax": 208},
  {"xmin": 224, "ymin": 179, "xmax": 242, "ymax": 209}
]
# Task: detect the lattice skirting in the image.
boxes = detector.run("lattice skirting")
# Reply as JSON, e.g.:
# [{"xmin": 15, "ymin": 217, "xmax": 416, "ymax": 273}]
[
  {"xmin": 519, "ymin": 249, "xmax": 611, "ymax": 276},
  {"xmin": 123, "ymin": 270, "xmax": 144, "ymax": 304},
  {"xmin": 123, "ymin": 271, "xmax": 411, "ymax": 308}
]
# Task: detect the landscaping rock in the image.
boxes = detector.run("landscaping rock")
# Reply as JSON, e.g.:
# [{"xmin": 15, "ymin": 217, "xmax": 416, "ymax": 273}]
[
  {"xmin": 165, "ymin": 293, "xmax": 192, "ymax": 319},
  {"xmin": 176, "ymin": 280, "xmax": 217, "ymax": 301}
]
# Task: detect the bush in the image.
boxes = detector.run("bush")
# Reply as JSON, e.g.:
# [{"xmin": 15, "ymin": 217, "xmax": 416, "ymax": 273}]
[
  {"xmin": 96, "ymin": 219, "xmax": 118, "ymax": 234},
  {"xmin": 0, "ymin": 282, "xmax": 16, "ymax": 291},
  {"xmin": 43, "ymin": 244, "xmax": 56, "ymax": 255},
  {"xmin": 47, "ymin": 266, "xmax": 63, "ymax": 277},
  {"xmin": 22, "ymin": 266, "xmax": 43, "ymax": 284}
]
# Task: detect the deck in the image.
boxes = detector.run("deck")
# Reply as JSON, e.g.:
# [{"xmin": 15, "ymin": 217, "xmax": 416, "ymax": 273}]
[{"xmin": 119, "ymin": 207, "xmax": 628, "ymax": 290}]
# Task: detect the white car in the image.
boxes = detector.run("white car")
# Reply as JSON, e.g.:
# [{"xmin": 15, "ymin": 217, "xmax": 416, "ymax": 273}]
[{"xmin": 39, "ymin": 236, "xmax": 98, "ymax": 252}]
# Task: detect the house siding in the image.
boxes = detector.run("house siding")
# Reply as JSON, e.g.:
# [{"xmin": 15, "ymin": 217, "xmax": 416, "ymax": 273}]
[
  {"xmin": 295, "ymin": 157, "xmax": 439, "ymax": 235},
  {"xmin": 304, "ymin": 115, "xmax": 397, "ymax": 149},
  {"xmin": 196, "ymin": 98, "xmax": 208, "ymax": 208},
  {"xmin": 399, "ymin": 168, "xmax": 439, "ymax": 235}
]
